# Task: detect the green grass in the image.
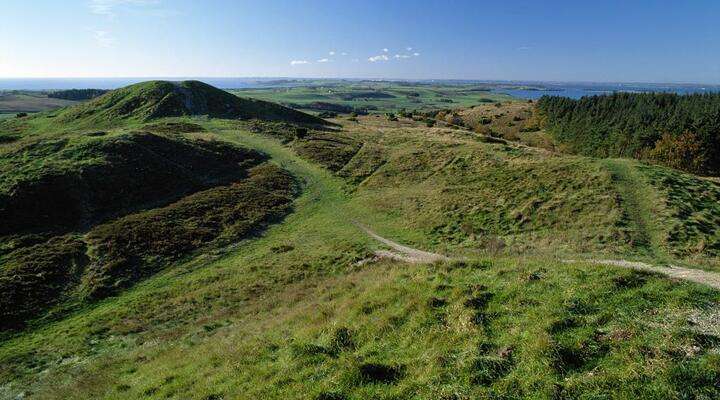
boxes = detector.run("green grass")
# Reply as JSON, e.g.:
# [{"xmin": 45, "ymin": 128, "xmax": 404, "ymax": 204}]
[
  {"xmin": 0, "ymin": 81, "xmax": 327, "ymax": 137},
  {"xmin": 330, "ymin": 117, "xmax": 720, "ymax": 269},
  {"xmin": 3, "ymin": 81, "xmax": 720, "ymax": 398},
  {"xmin": 81, "ymin": 162, "xmax": 296, "ymax": 297},
  {"xmin": 292, "ymin": 131, "xmax": 362, "ymax": 172},
  {"xmin": 0, "ymin": 129, "xmax": 298, "ymax": 330},
  {"xmin": 455, "ymin": 101, "xmax": 555, "ymax": 150},
  {"xmin": 0, "ymin": 131, "xmax": 266, "ymax": 229},
  {"xmin": 330, "ymin": 118, "xmax": 631, "ymax": 258},
  {"xmin": 56, "ymin": 80, "xmax": 328, "ymax": 128},
  {"xmin": 101, "ymin": 258, "xmax": 714, "ymax": 399},
  {"xmin": 0, "ymin": 123, "xmax": 373, "ymax": 393},
  {"xmin": 603, "ymin": 159, "xmax": 665, "ymax": 259},
  {"xmin": 639, "ymin": 163, "xmax": 720, "ymax": 260},
  {"xmin": 2, "ymin": 116, "xmax": 720, "ymax": 399}
]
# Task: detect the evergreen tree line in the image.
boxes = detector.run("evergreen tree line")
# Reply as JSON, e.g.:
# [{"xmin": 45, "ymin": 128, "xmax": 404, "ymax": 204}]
[
  {"xmin": 536, "ymin": 92, "xmax": 720, "ymax": 175},
  {"xmin": 48, "ymin": 89, "xmax": 109, "ymax": 101}
]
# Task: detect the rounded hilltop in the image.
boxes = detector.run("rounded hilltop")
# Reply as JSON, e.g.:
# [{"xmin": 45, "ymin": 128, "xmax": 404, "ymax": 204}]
[{"xmin": 56, "ymin": 80, "xmax": 328, "ymax": 125}]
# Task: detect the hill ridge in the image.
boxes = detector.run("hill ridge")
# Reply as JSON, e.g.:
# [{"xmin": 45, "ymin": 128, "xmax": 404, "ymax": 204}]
[{"xmin": 55, "ymin": 80, "xmax": 328, "ymax": 126}]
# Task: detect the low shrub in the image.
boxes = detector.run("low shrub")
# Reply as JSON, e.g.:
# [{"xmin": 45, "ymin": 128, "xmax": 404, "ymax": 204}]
[
  {"xmin": 642, "ymin": 131, "xmax": 709, "ymax": 175},
  {"xmin": 83, "ymin": 164, "xmax": 295, "ymax": 298}
]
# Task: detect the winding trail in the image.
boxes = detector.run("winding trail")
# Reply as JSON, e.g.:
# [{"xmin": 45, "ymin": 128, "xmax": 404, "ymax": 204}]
[
  {"xmin": 228, "ymin": 129, "xmax": 720, "ymax": 291},
  {"xmin": 354, "ymin": 222, "xmax": 720, "ymax": 291},
  {"xmin": 565, "ymin": 259, "xmax": 720, "ymax": 290},
  {"xmin": 356, "ymin": 220, "xmax": 720, "ymax": 291},
  {"xmin": 356, "ymin": 221, "xmax": 720, "ymax": 292},
  {"xmin": 354, "ymin": 222, "xmax": 449, "ymax": 264}
]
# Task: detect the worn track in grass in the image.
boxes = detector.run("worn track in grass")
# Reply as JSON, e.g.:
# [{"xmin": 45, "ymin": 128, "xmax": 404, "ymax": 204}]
[{"xmin": 354, "ymin": 222, "xmax": 449, "ymax": 263}]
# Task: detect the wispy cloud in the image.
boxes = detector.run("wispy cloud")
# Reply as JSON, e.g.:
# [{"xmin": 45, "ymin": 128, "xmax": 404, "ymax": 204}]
[
  {"xmin": 92, "ymin": 30, "xmax": 116, "ymax": 47},
  {"xmin": 368, "ymin": 54, "xmax": 389, "ymax": 62},
  {"xmin": 290, "ymin": 60, "xmax": 309, "ymax": 65},
  {"xmin": 341, "ymin": 52, "xmax": 347, "ymax": 56},
  {"xmin": 329, "ymin": 51, "xmax": 335, "ymax": 56},
  {"xmin": 88, "ymin": 1, "xmax": 173, "ymax": 48},
  {"xmin": 317, "ymin": 58, "xmax": 331, "ymax": 63},
  {"xmin": 382, "ymin": 48, "xmax": 389, "ymax": 53},
  {"xmin": 88, "ymin": 0, "xmax": 161, "ymax": 17},
  {"xmin": 406, "ymin": 47, "xmax": 413, "ymax": 51},
  {"xmin": 393, "ymin": 51, "xmax": 421, "ymax": 59},
  {"xmin": 517, "ymin": 46, "xmax": 532, "ymax": 51}
]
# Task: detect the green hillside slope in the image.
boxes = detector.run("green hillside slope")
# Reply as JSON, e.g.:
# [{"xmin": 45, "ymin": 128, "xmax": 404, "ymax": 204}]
[
  {"xmin": 2, "ymin": 83, "xmax": 720, "ymax": 399},
  {"xmin": 57, "ymin": 80, "xmax": 329, "ymax": 125},
  {"xmin": 0, "ymin": 81, "xmax": 328, "ymax": 137},
  {"xmin": 0, "ymin": 125, "xmax": 297, "ymax": 331}
]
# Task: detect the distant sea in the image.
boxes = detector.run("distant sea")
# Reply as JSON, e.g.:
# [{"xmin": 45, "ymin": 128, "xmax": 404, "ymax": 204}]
[
  {"xmin": 489, "ymin": 81, "xmax": 720, "ymax": 100},
  {"xmin": 1, "ymin": 78, "xmax": 719, "ymax": 100}
]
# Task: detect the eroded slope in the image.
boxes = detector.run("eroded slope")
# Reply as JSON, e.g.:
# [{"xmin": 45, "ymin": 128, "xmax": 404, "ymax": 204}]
[{"xmin": 0, "ymin": 130, "xmax": 296, "ymax": 330}]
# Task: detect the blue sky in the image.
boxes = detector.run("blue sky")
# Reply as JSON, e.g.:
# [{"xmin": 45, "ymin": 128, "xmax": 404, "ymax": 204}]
[{"xmin": 2, "ymin": 0, "xmax": 720, "ymax": 83}]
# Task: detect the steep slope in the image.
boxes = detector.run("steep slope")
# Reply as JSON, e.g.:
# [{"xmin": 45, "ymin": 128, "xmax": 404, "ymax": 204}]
[
  {"xmin": 0, "ymin": 129, "xmax": 297, "ymax": 330},
  {"xmin": 0, "ymin": 132, "xmax": 266, "ymax": 237},
  {"xmin": 55, "ymin": 80, "xmax": 328, "ymax": 126}
]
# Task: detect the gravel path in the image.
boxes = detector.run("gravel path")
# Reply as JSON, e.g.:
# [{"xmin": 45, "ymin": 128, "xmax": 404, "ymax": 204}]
[
  {"xmin": 354, "ymin": 222, "xmax": 449, "ymax": 264},
  {"xmin": 566, "ymin": 259, "xmax": 720, "ymax": 290},
  {"xmin": 356, "ymin": 223, "xmax": 720, "ymax": 291}
]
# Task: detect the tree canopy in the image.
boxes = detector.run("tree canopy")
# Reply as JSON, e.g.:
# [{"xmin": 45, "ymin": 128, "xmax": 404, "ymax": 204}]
[{"xmin": 537, "ymin": 92, "xmax": 720, "ymax": 175}]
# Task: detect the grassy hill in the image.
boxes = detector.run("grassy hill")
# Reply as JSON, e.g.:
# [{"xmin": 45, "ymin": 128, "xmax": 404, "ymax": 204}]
[
  {"xmin": 57, "ymin": 80, "xmax": 329, "ymax": 126},
  {"xmin": 0, "ymin": 81, "xmax": 328, "ymax": 138},
  {"xmin": 0, "ymin": 96, "xmax": 300, "ymax": 331},
  {"xmin": 322, "ymin": 116, "xmax": 720, "ymax": 267},
  {"xmin": 2, "ymin": 82, "xmax": 720, "ymax": 399}
]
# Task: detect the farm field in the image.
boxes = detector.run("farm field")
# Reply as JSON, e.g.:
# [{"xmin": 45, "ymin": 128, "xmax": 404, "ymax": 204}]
[
  {"xmin": 230, "ymin": 81, "xmax": 515, "ymax": 114},
  {"xmin": 0, "ymin": 91, "xmax": 77, "ymax": 113}
]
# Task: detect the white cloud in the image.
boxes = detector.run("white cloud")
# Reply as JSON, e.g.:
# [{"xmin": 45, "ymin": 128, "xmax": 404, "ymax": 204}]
[
  {"xmin": 92, "ymin": 30, "xmax": 116, "ymax": 47},
  {"xmin": 368, "ymin": 54, "xmax": 389, "ymax": 62},
  {"xmin": 382, "ymin": 48, "xmax": 389, "ymax": 53},
  {"xmin": 406, "ymin": 47, "xmax": 413, "ymax": 51},
  {"xmin": 329, "ymin": 51, "xmax": 335, "ymax": 55},
  {"xmin": 341, "ymin": 52, "xmax": 347, "ymax": 56},
  {"xmin": 317, "ymin": 58, "xmax": 331, "ymax": 63},
  {"xmin": 394, "ymin": 54, "xmax": 411, "ymax": 59},
  {"xmin": 89, "ymin": 0, "xmax": 160, "ymax": 17},
  {"xmin": 290, "ymin": 60, "xmax": 309, "ymax": 65},
  {"xmin": 413, "ymin": 52, "xmax": 420, "ymax": 56}
]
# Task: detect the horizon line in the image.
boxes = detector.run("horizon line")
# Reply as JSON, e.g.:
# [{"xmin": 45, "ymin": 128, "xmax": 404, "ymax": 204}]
[{"xmin": 1, "ymin": 76, "xmax": 720, "ymax": 86}]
